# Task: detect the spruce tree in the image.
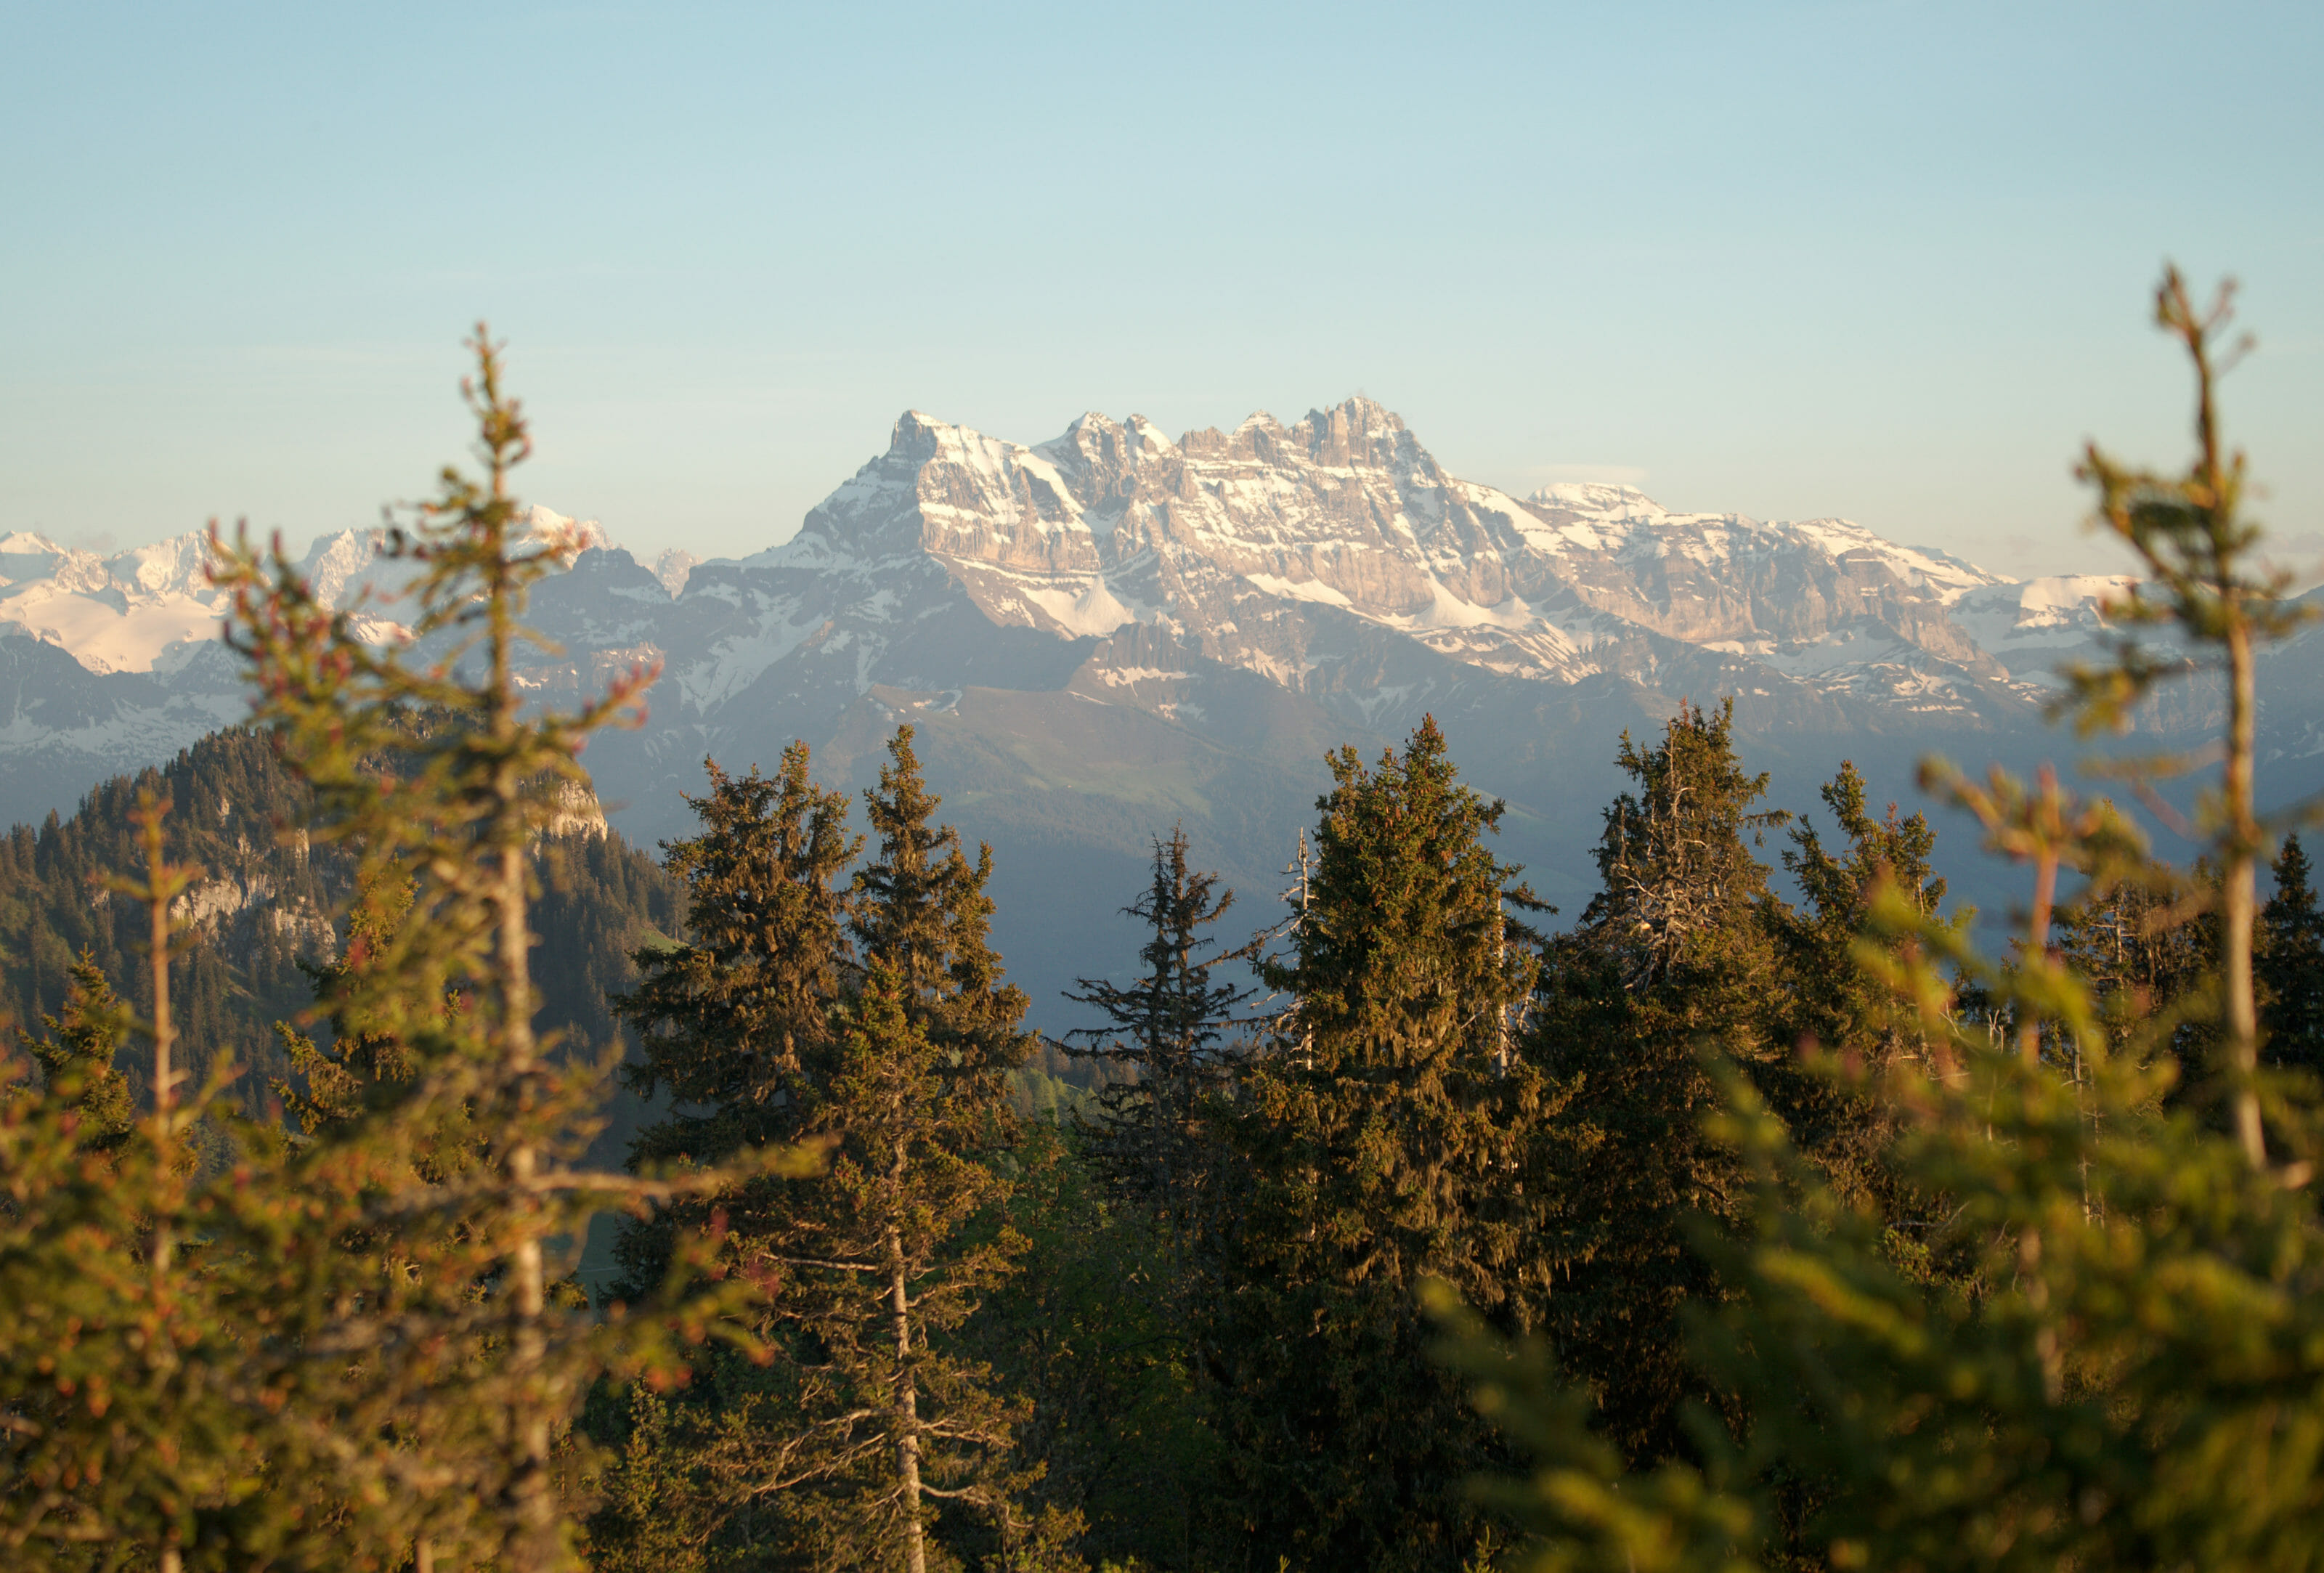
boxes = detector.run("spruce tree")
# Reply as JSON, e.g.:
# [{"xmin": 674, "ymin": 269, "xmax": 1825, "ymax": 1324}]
[
  {"xmin": 620, "ymin": 747, "xmax": 861, "ymax": 1155},
  {"xmin": 2261, "ymin": 833, "xmax": 2324, "ymax": 1074},
  {"xmin": 211, "ymin": 328, "xmax": 763, "ymax": 1571},
  {"xmin": 851, "ymin": 725, "xmax": 1031, "ymax": 1075},
  {"xmin": 608, "ymin": 747, "xmax": 861, "ymax": 1297},
  {"xmin": 586, "ymin": 745, "xmax": 861, "ymax": 1572},
  {"xmin": 25, "ymin": 948, "xmax": 139, "ymax": 1158},
  {"xmin": 1770, "ymin": 763, "xmax": 1960, "ymax": 1232},
  {"xmin": 0, "ymin": 796, "xmax": 295, "ymax": 1569},
  {"xmin": 1437, "ymin": 267, "xmax": 2324, "ymax": 1573},
  {"xmin": 596, "ymin": 728, "xmax": 1044, "ymax": 1573},
  {"xmin": 1063, "ymin": 824, "xmax": 1252, "ymax": 1254},
  {"xmin": 1527, "ymin": 697, "xmax": 1789, "ymax": 1465},
  {"xmin": 1205, "ymin": 715, "xmax": 1548, "ymax": 1572},
  {"xmin": 841, "ymin": 725, "xmax": 1042, "ymax": 1572}
]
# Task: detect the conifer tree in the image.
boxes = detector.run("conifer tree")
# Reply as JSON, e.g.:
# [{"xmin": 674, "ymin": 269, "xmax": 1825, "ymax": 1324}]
[
  {"xmin": 1205, "ymin": 715, "xmax": 1548, "ymax": 1572},
  {"xmin": 608, "ymin": 747, "xmax": 860, "ymax": 1294},
  {"xmin": 0, "ymin": 795, "xmax": 290, "ymax": 1569},
  {"xmin": 1437, "ymin": 267, "xmax": 2324, "ymax": 1573},
  {"xmin": 1527, "ymin": 697, "xmax": 1789, "ymax": 1465},
  {"xmin": 853, "ymin": 725, "xmax": 1031, "ymax": 1075},
  {"xmin": 2262, "ymin": 833, "xmax": 2324, "ymax": 1074},
  {"xmin": 25, "ymin": 949, "xmax": 139, "ymax": 1158},
  {"xmin": 598, "ymin": 728, "xmax": 1044, "ymax": 1573},
  {"xmin": 842, "ymin": 725, "xmax": 1042, "ymax": 1571},
  {"xmin": 623, "ymin": 747, "xmax": 861, "ymax": 1153},
  {"xmin": 1063, "ymin": 824, "xmax": 1252, "ymax": 1253},
  {"xmin": 744, "ymin": 958, "xmax": 1037, "ymax": 1571},
  {"xmin": 1771, "ymin": 763, "xmax": 1960, "ymax": 1229},
  {"xmin": 586, "ymin": 745, "xmax": 861, "ymax": 1572},
  {"xmin": 211, "ymin": 328, "xmax": 765, "ymax": 1572}
]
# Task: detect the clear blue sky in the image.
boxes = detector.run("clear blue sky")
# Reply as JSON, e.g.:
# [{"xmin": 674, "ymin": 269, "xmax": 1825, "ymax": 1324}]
[{"xmin": 4, "ymin": 1, "xmax": 2319, "ymax": 577}]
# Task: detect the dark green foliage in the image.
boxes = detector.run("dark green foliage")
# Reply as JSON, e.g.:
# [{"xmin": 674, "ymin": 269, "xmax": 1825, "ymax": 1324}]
[
  {"xmin": 1769, "ymin": 762, "xmax": 1962, "ymax": 1238},
  {"xmin": 1063, "ymin": 825, "xmax": 1252, "ymax": 1253},
  {"xmin": 853, "ymin": 725, "xmax": 1031, "ymax": 1076},
  {"xmin": 617, "ymin": 747, "xmax": 856, "ymax": 1154},
  {"xmin": 596, "ymin": 730, "xmax": 1044, "ymax": 1573},
  {"xmin": 23, "ymin": 950, "xmax": 138, "ymax": 1157},
  {"xmin": 610, "ymin": 744, "xmax": 859, "ymax": 1296},
  {"xmin": 1431, "ymin": 267, "xmax": 2324, "ymax": 1573},
  {"xmin": 957, "ymin": 1121, "xmax": 1228, "ymax": 1573},
  {"xmin": 1527, "ymin": 698, "xmax": 1788, "ymax": 1465},
  {"xmin": 2262, "ymin": 834, "xmax": 2324, "ymax": 1074},
  {"xmin": 0, "ymin": 727, "xmax": 339, "ymax": 1112},
  {"xmin": 535, "ymin": 823, "xmax": 687, "ymax": 1062},
  {"xmin": 1202, "ymin": 715, "xmax": 1548, "ymax": 1572}
]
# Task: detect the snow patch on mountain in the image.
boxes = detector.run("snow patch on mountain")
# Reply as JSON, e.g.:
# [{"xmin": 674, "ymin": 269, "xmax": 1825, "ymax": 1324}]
[
  {"xmin": 0, "ymin": 582, "xmax": 222, "ymax": 675},
  {"xmin": 1949, "ymin": 575, "xmax": 2134, "ymax": 684},
  {"xmin": 0, "ymin": 393, "xmax": 2209, "ymax": 837},
  {"xmin": 0, "ymin": 505, "xmax": 632, "ymax": 680},
  {"xmin": 650, "ymin": 549, "xmax": 699, "ymax": 597}
]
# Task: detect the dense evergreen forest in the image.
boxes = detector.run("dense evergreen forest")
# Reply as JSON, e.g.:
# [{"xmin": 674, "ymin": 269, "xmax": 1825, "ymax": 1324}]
[
  {"xmin": 9, "ymin": 282, "xmax": 2324, "ymax": 1572},
  {"xmin": 0, "ymin": 728, "xmax": 1095, "ymax": 1168}
]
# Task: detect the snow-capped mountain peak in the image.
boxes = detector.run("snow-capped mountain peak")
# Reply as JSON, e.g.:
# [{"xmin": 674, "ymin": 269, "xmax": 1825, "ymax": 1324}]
[
  {"xmin": 1, "ymin": 397, "xmax": 2186, "ymax": 837},
  {"xmin": 0, "ymin": 504, "xmax": 627, "ymax": 680}
]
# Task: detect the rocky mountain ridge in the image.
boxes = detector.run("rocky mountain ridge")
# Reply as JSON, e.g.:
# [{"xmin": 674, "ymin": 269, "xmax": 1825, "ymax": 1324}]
[
  {"xmin": 9, "ymin": 397, "xmax": 2317, "ymax": 1021},
  {"xmin": 736, "ymin": 397, "xmax": 2102, "ymax": 704}
]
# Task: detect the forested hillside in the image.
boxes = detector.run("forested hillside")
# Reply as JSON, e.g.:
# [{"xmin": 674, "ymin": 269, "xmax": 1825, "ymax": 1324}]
[
  {"xmin": 8, "ymin": 283, "xmax": 2324, "ymax": 1573},
  {"xmin": 0, "ymin": 726, "xmax": 686, "ymax": 1164}
]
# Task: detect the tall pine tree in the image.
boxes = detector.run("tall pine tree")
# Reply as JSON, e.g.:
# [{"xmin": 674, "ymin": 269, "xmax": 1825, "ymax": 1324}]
[
  {"xmin": 609, "ymin": 747, "xmax": 860, "ymax": 1296},
  {"xmin": 1528, "ymin": 697, "xmax": 1789, "ymax": 1465},
  {"xmin": 1203, "ymin": 715, "xmax": 1549, "ymax": 1572},
  {"xmin": 1063, "ymin": 825, "xmax": 1252, "ymax": 1259},
  {"xmin": 212, "ymin": 327, "xmax": 763, "ymax": 1571},
  {"xmin": 2262, "ymin": 833, "xmax": 2324, "ymax": 1075},
  {"xmin": 1769, "ymin": 762, "xmax": 1961, "ymax": 1235},
  {"xmin": 596, "ymin": 729, "xmax": 1047, "ymax": 1573}
]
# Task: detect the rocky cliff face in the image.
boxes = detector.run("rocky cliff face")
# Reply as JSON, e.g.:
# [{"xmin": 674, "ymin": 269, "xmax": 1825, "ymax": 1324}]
[
  {"xmin": 9, "ymin": 395, "xmax": 2323, "ymax": 1025},
  {"xmin": 636, "ymin": 395, "xmax": 2103, "ymax": 739}
]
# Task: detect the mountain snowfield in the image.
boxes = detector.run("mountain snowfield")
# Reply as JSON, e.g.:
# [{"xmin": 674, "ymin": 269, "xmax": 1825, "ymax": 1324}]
[
  {"xmin": 0, "ymin": 404, "xmax": 2135, "ymax": 710},
  {"xmin": 6, "ymin": 397, "xmax": 2319, "ymax": 1009},
  {"xmin": 726, "ymin": 399, "xmax": 2103, "ymax": 706}
]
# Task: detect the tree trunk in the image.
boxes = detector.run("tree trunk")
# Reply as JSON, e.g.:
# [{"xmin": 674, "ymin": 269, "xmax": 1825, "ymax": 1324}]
[
  {"xmin": 142, "ymin": 803, "xmax": 179, "ymax": 1573},
  {"xmin": 491, "ymin": 533, "xmax": 553, "ymax": 1566},
  {"xmin": 889, "ymin": 1229, "xmax": 926, "ymax": 1573},
  {"xmin": 2225, "ymin": 619, "xmax": 2266, "ymax": 1168}
]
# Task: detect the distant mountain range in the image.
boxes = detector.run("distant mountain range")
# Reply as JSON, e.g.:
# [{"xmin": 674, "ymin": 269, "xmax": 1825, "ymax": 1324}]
[{"xmin": 7, "ymin": 397, "xmax": 2320, "ymax": 1019}]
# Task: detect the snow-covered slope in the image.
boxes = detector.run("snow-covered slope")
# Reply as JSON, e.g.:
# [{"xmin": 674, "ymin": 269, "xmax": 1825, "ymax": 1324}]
[
  {"xmin": 0, "ymin": 397, "xmax": 2205, "ymax": 838},
  {"xmin": 651, "ymin": 397, "xmax": 2110, "ymax": 729},
  {"xmin": 0, "ymin": 507, "xmax": 631, "ymax": 676},
  {"xmin": 0, "ymin": 507, "xmax": 648, "ymax": 815}
]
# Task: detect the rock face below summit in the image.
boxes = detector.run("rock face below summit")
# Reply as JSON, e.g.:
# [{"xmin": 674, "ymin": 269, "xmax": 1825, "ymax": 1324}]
[
  {"xmin": 7, "ymin": 400, "xmax": 2320, "ymax": 1023},
  {"xmin": 735, "ymin": 397, "xmax": 2045, "ymax": 709}
]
